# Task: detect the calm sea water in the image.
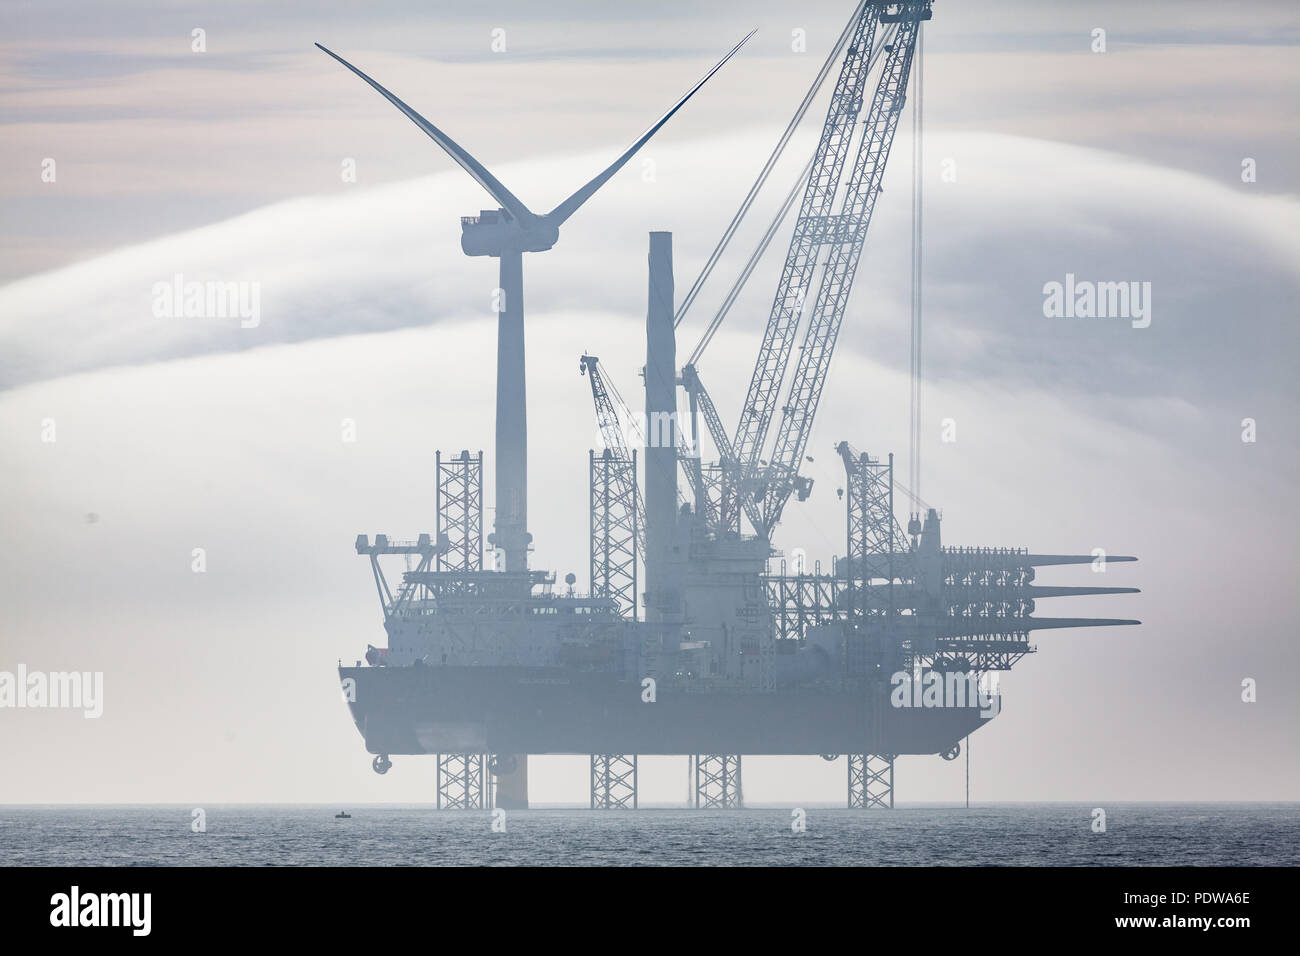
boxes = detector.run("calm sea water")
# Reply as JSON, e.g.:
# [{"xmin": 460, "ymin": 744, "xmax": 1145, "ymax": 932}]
[{"xmin": 2, "ymin": 804, "xmax": 1295, "ymax": 866}]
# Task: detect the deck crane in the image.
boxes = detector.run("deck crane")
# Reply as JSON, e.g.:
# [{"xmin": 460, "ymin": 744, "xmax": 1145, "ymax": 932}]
[
  {"xmin": 580, "ymin": 354, "xmax": 716, "ymax": 535},
  {"xmin": 686, "ymin": 0, "xmax": 932, "ymax": 540},
  {"xmin": 580, "ymin": 354, "xmax": 646, "ymax": 535},
  {"xmin": 580, "ymin": 354, "xmax": 646, "ymax": 619},
  {"xmin": 581, "ymin": 354, "xmax": 721, "ymax": 617}
]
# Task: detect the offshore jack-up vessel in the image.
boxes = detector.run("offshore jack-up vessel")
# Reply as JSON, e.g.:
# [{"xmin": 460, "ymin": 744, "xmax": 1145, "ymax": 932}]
[{"xmin": 329, "ymin": 1, "xmax": 1139, "ymax": 809}]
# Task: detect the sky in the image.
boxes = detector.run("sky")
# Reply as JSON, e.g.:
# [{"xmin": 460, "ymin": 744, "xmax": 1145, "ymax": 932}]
[{"xmin": 0, "ymin": 0, "xmax": 1298, "ymax": 806}]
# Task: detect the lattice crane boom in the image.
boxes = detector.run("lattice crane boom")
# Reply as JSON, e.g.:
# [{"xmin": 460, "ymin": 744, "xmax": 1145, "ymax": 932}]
[
  {"xmin": 760, "ymin": 6, "xmax": 929, "ymax": 531},
  {"xmin": 580, "ymin": 355, "xmax": 647, "ymax": 551},
  {"xmin": 728, "ymin": 4, "xmax": 883, "ymax": 492},
  {"xmin": 682, "ymin": 363, "xmax": 764, "ymax": 534}
]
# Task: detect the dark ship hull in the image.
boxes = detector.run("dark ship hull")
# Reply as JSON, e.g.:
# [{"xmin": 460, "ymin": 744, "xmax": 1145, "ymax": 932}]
[{"xmin": 340, "ymin": 664, "xmax": 990, "ymax": 756}]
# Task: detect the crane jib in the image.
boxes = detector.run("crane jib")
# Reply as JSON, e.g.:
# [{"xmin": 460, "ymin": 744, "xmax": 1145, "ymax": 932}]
[
  {"xmin": 718, "ymin": 2, "xmax": 931, "ymax": 537},
  {"xmin": 728, "ymin": 4, "xmax": 883, "ymax": 483},
  {"xmin": 761, "ymin": 13, "xmax": 926, "ymax": 532}
]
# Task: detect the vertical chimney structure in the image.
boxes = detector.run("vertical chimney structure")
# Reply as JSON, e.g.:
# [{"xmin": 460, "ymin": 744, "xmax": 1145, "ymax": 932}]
[{"xmin": 644, "ymin": 231, "xmax": 681, "ymax": 664}]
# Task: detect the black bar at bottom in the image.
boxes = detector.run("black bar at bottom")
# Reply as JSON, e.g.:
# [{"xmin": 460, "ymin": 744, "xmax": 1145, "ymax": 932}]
[{"xmin": 0, "ymin": 865, "xmax": 1280, "ymax": 943}]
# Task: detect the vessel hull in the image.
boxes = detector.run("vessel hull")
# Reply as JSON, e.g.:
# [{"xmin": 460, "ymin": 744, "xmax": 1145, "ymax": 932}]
[{"xmin": 339, "ymin": 665, "xmax": 989, "ymax": 756}]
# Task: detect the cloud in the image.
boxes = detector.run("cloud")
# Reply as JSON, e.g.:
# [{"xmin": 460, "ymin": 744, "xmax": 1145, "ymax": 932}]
[{"xmin": 2, "ymin": 130, "xmax": 1296, "ymax": 438}]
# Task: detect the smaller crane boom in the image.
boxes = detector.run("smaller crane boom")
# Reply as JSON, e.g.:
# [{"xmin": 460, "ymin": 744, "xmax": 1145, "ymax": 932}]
[
  {"xmin": 580, "ymin": 355, "xmax": 646, "ymax": 555},
  {"xmin": 682, "ymin": 364, "xmax": 764, "ymax": 534}
]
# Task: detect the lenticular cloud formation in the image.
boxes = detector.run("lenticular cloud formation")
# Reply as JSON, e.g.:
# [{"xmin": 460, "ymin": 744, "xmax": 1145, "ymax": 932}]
[{"xmin": 0, "ymin": 130, "xmax": 1295, "ymax": 419}]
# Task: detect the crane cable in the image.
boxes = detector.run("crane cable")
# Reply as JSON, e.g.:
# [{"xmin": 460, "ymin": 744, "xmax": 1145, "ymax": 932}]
[
  {"xmin": 687, "ymin": 153, "xmax": 810, "ymax": 366},
  {"xmin": 674, "ymin": 1, "xmax": 868, "ymax": 331},
  {"xmin": 908, "ymin": 22, "xmax": 924, "ymax": 516},
  {"xmin": 686, "ymin": 20, "xmax": 901, "ymax": 367}
]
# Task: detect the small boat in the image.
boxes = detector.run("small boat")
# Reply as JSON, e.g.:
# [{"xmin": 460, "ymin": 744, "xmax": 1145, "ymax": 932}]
[{"xmin": 335, "ymin": 811, "xmax": 352, "ymax": 819}]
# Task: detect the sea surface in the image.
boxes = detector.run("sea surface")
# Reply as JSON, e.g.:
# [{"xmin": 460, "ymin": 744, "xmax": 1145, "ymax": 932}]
[{"xmin": 1, "ymin": 803, "xmax": 1295, "ymax": 866}]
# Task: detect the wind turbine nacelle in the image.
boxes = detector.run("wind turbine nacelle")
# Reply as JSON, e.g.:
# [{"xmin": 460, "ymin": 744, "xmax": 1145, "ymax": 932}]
[{"xmin": 460, "ymin": 209, "xmax": 558, "ymax": 256}]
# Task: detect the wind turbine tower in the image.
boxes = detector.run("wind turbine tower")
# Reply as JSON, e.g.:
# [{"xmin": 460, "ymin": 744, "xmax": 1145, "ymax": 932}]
[{"xmin": 317, "ymin": 33, "xmax": 753, "ymax": 571}]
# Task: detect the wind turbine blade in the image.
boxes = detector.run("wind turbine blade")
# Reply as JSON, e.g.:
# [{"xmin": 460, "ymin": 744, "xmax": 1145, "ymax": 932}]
[
  {"xmin": 544, "ymin": 29, "xmax": 757, "ymax": 228},
  {"xmin": 315, "ymin": 43, "xmax": 538, "ymax": 226}
]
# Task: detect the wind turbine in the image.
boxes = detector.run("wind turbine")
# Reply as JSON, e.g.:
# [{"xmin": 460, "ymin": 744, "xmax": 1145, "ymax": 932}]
[{"xmin": 317, "ymin": 32, "xmax": 754, "ymax": 573}]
